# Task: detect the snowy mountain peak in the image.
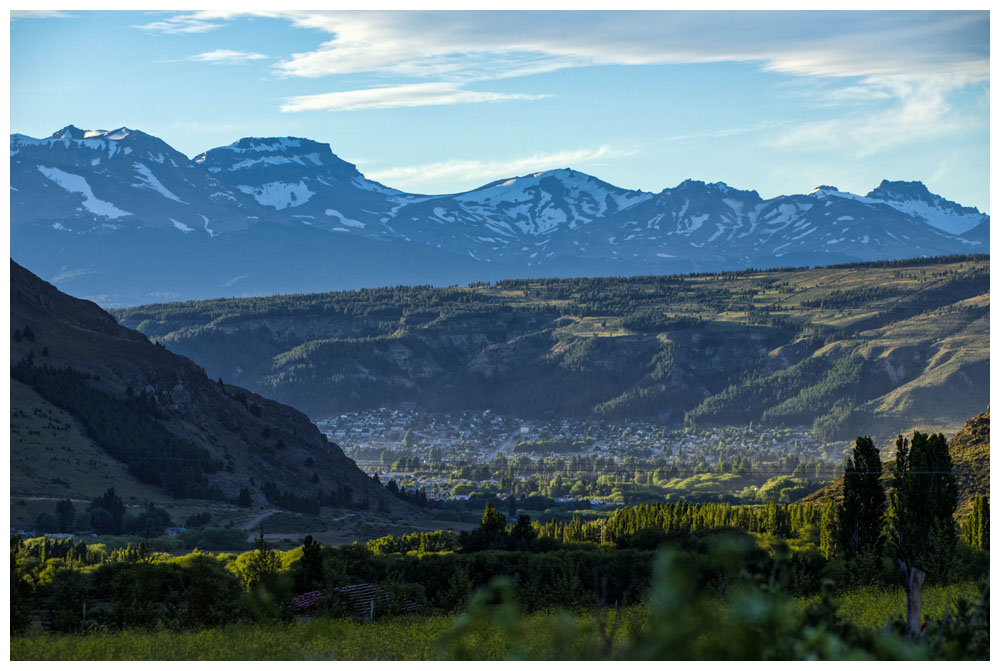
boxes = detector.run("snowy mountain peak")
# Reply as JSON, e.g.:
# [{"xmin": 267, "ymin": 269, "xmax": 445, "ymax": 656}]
[
  {"xmin": 866, "ymin": 179, "xmax": 933, "ymax": 202},
  {"xmin": 83, "ymin": 127, "xmax": 135, "ymax": 141},
  {"xmin": 808, "ymin": 185, "xmax": 840, "ymax": 196},
  {"xmin": 10, "ymin": 125, "xmax": 989, "ymax": 295},
  {"xmin": 48, "ymin": 125, "xmax": 87, "ymax": 140},
  {"xmin": 864, "ymin": 179, "xmax": 986, "ymax": 235},
  {"xmin": 674, "ymin": 179, "xmax": 737, "ymax": 194},
  {"xmin": 197, "ymin": 136, "xmax": 312, "ymax": 158},
  {"xmin": 194, "ymin": 136, "xmax": 358, "ymax": 173},
  {"xmin": 46, "ymin": 125, "xmax": 137, "ymax": 141}
]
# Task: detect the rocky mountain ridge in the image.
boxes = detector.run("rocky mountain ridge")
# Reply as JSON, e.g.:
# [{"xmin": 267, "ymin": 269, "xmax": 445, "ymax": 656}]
[{"xmin": 11, "ymin": 125, "xmax": 989, "ymax": 305}]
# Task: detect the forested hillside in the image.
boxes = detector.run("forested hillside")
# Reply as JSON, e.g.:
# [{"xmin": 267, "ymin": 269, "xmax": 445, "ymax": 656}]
[
  {"xmin": 10, "ymin": 260, "xmax": 414, "ymax": 517},
  {"xmin": 115, "ymin": 256, "xmax": 989, "ymax": 440}
]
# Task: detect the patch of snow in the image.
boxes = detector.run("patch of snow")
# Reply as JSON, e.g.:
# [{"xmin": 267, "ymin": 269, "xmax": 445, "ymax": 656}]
[
  {"xmin": 325, "ymin": 209, "xmax": 366, "ymax": 229},
  {"xmin": 656, "ymin": 252, "xmax": 676, "ymax": 258},
  {"xmin": 230, "ymin": 156, "xmax": 297, "ymax": 170},
  {"xmin": 432, "ymin": 206, "xmax": 455, "ymax": 222},
  {"xmin": 221, "ymin": 137, "xmax": 303, "ymax": 153},
  {"xmin": 132, "ymin": 163, "xmax": 186, "ymax": 203},
  {"xmin": 878, "ymin": 198, "xmax": 986, "ymax": 235},
  {"xmin": 171, "ymin": 218, "xmax": 194, "ymax": 233},
  {"xmin": 200, "ymin": 214, "xmax": 216, "ymax": 238},
  {"xmin": 791, "ymin": 226, "xmax": 817, "ymax": 240},
  {"xmin": 51, "ymin": 222, "xmax": 69, "ymax": 231},
  {"xmin": 722, "ymin": 198, "xmax": 744, "ymax": 214},
  {"xmin": 36, "ymin": 165, "xmax": 132, "ymax": 219},
  {"xmin": 91, "ymin": 158, "xmax": 101, "ymax": 166},
  {"xmin": 237, "ymin": 181, "xmax": 313, "ymax": 210},
  {"xmin": 683, "ymin": 214, "xmax": 709, "ymax": 233}
]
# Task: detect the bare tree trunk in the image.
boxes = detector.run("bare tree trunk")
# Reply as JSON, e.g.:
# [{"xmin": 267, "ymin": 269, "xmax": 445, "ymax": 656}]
[{"xmin": 899, "ymin": 561, "xmax": 926, "ymax": 640}]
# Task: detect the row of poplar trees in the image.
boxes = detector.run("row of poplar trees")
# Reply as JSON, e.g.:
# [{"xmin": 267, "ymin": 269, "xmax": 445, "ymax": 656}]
[{"xmin": 819, "ymin": 430, "xmax": 988, "ymax": 637}]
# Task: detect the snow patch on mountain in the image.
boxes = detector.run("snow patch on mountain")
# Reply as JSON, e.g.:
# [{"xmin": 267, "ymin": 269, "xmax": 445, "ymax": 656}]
[
  {"xmin": 874, "ymin": 197, "xmax": 984, "ymax": 235},
  {"xmin": 37, "ymin": 165, "xmax": 132, "ymax": 219},
  {"xmin": 84, "ymin": 128, "xmax": 133, "ymax": 141},
  {"xmin": 132, "ymin": 163, "xmax": 186, "ymax": 203},
  {"xmin": 170, "ymin": 218, "xmax": 193, "ymax": 232},
  {"xmin": 325, "ymin": 209, "xmax": 366, "ymax": 229},
  {"xmin": 199, "ymin": 214, "xmax": 216, "ymax": 238},
  {"xmin": 237, "ymin": 181, "xmax": 313, "ymax": 210},
  {"xmin": 206, "ymin": 137, "xmax": 304, "ymax": 156},
  {"xmin": 230, "ymin": 155, "xmax": 299, "ymax": 170}
]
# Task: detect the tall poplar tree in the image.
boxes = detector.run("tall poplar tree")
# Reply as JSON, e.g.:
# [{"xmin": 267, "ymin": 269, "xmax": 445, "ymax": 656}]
[
  {"xmin": 962, "ymin": 494, "xmax": 989, "ymax": 551},
  {"xmin": 887, "ymin": 431, "xmax": 958, "ymax": 637},
  {"xmin": 888, "ymin": 431, "xmax": 958, "ymax": 577},
  {"xmin": 839, "ymin": 436, "xmax": 885, "ymax": 558}
]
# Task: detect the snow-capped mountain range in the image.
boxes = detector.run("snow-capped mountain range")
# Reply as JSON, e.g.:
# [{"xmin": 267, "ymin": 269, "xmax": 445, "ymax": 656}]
[{"xmin": 11, "ymin": 125, "xmax": 989, "ymax": 306}]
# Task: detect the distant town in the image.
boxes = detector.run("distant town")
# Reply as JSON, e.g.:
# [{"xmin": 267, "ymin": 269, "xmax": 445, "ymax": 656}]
[{"xmin": 318, "ymin": 408, "xmax": 848, "ymax": 505}]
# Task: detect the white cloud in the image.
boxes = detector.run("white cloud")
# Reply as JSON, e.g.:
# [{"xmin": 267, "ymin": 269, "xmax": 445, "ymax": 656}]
[
  {"xmin": 143, "ymin": 10, "xmax": 987, "ymax": 83},
  {"xmin": 10, "ymin": 10, "xmax": 71, "ymax": 20},
  {"xmin": 772, "ymin": 73, "xmax": 981, "ymax": 157},
  {"xmin": 281, "ymin": 82, "xmax": 549, "ymax": 112},
  {"xmin": 134, "ymin": 11, "xmax": 232, "ymax": 34},
  {"xmin": 188, "ymin": 49, "xmax": 269, "ymax": 65},
  {"xmin": 258, "ymin": 11, "xmax": 988, "ymax": 82},
  {"xmin": 140, "ymin": 10, "xmax": 988, "ymax": 125},
  {"xmin": 366, "ymin": 145, "xmax": 639, "ymax": 192}
]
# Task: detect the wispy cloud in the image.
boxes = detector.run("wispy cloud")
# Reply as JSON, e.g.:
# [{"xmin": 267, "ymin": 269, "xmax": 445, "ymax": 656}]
[
  {"xmin": 10, "ymin": 10, "xmax": 72, "ymax": 20},
  {"xmin": 281, "ymin": 82, "xmax": 549, "ymax": 112},
  {"xmin": 188, "ymin": 49, "xmax": 269, "ymax": 65},
  {"xmin": 134, "ymin": 11, "xmax": 231, "ymax": 34},
  {"xmin": 366, "ymin": 145, "xmax": 639, "ymax": 192},
  {"xmin": 257, "ymin": 11, "xmax": 988, "ymax": 82},
  {"xmin": 139, "ymin": 10, "xmax": 989, "ymax": 126},
  {"xmin": 772, "ymin": 73, "xmax": 981, "ymax": 157}
]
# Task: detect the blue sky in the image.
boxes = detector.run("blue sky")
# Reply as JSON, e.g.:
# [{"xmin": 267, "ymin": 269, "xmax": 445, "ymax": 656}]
[{"xmin": 10, "ymin": 9, "xmax": 991, "ymax": 212}]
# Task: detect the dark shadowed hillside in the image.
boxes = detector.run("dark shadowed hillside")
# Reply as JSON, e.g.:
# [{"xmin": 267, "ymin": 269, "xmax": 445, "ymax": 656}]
[{"xmin": 10, "ymin": 260, "xmax": 415, "ymax": 517}]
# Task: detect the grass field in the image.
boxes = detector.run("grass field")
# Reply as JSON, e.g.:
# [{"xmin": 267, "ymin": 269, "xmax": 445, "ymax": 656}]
[{"xmin": 11, "ymin": 582, "xmax": 980, "ymax": 660}]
